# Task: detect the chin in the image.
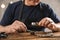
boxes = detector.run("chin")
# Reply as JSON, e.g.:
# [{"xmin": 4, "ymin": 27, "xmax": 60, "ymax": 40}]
[
  {"xmin": 33, "ymin": 4, "xmax": 39, "ymax": 6},
  {"xmin": 30, "ymin": 3, "xmax": 39, "ymax": 6},
  {"xmin": 30, "ymin": 5, "xmax": 36, "ymax": 6}
]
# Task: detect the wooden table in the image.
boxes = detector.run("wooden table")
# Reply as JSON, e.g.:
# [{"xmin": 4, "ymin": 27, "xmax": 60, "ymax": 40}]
[{"xmin": 0, "ymin": 32, "xmax": 60, "ymax": 40}]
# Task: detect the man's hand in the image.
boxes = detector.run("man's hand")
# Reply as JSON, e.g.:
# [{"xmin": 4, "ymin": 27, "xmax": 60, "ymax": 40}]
[
  {"xmin": 4, "ymin": 20, "xmax": 27, "ymax": 34},
  {"xmin": 0, "ymin": 26, "xmax": 5, "ymax": 33},
  {"xmin": 38, "ymin": 17, "xmax": 58, "ymax": 31}
]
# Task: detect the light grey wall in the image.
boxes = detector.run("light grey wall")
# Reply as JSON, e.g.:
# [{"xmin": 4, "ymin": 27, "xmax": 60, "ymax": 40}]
[
  {"xmin": 0, "ymin": 0, "xmax": 60, "ymax": 21},
  {"xmin": 41, "ymin": 0, "xmax": 60, "ymax": 17},
  {"xmin": 0, "ymin": 0, "xmax": 19, "ymax": 21}
]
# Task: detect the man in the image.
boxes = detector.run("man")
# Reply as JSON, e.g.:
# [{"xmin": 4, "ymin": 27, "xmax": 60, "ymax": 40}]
[{"xmin": 0, "ymin": 0, "xmax": 60, "ymax": 34}]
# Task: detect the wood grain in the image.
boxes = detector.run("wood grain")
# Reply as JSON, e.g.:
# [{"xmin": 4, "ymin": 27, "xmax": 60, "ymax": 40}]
[{"xmin": 0, "ymin": 32, "xmax": 60, "ymax": 40}]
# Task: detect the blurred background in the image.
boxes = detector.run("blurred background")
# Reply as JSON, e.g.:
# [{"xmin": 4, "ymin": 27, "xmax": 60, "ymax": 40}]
[{"xmin": 0, "ymin": 0, "xmax": 60, "ymax": 21}]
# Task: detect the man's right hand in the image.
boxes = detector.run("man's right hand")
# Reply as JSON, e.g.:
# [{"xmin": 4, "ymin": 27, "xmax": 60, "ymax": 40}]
[{"xmin": 4, "ymin": 20, "xmax": 27, "ymax": 34}]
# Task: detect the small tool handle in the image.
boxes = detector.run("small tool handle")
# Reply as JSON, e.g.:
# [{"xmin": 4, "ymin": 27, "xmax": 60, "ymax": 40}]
[
  {"xmin": 0, "ymin": 32, "xmax": 8, "ymax": 38},
  {"xmin": 31, "ymin": 22, "xmax": 39, "ymax": 26}
]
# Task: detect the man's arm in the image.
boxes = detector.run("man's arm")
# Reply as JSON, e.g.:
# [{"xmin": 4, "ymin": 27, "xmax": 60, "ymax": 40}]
[
  {"xmin": 39, "ymin": 4, "xmax": 60, "ymax": 32},
  {"xmin": 52, "ymin": 23, "xmax": 60, "ymax": 31},
  {"xmin": 0, "ymin": 25, "xmax": 5, "ymax": 33},
  {"xmin": 0, "ymin": 20, "xmax": 27, "ymax": 34},
  {"xmin": 38, "ymin": 17, "xmax": 60, "ymax": 32}
]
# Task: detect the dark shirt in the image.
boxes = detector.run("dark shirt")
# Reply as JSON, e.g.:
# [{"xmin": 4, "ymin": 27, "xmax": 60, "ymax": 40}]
[{"xmin": 0, "ymin": 1, "xmax": 60, "ymax": 31}]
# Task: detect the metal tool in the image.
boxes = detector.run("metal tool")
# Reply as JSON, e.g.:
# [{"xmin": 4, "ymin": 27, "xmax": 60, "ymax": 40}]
[
  {"xmin": 31, "ymin": 22, "xmax": 39, "ymax": 26},
  {"xmin": 0, "ymin": 32, "xmax": 8, "ymax": 38}
]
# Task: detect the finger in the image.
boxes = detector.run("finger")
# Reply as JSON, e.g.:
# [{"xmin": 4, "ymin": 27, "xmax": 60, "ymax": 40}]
[
  {"xmin": 44, "ymin": 20, "xmax": 50, "ymax": 27},
  {"xmin": 11, "ymin": 29, "xmax": 17, "ymax": 33},
  {"xmin": 17, "ymin": 26, "xmax": 22, "ymax": 32},
  {"xmin": 41, "ymin": 19, "xmax": 47, "ymax": 26},
  {"xmin": 46, "ymin": 18, "xmax": 54, "ymax": 23},
  {"xmin": 16, "ymin": 21, "xmax": 27, "ymax": 30},
  {"xmin": 12, "ymin": 20, "xmax": 19, "ymax": 25},
  {"xmin": 19, "ymin": 25, "xmax": 27, "ymax": 32},
  {"xmin": 10, "ymin": 25, "xmax": 19, "ymax": 30},
  {"xmin": 21, "ymin": 23, "xmax": 27, "ymax": 30},
  {"xmin": 47, "ymin": 23, "xmax": 53, "ymax": 29},
  {"xmin": 38, "ymin": 19, "xmax": 44, "ymax": 26},
  {"xmin": 38, "ymin": 18, "xmax": 46, "ymax": 26},
  {"xmin": 38, "ymin": 21, "xmax": 41, "ymax": 26}
]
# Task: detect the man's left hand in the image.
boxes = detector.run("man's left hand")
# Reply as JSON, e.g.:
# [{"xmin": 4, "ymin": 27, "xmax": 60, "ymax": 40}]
[{"xmin": 38, "ymin": 17, "xmax": 58, "ymax": 31}]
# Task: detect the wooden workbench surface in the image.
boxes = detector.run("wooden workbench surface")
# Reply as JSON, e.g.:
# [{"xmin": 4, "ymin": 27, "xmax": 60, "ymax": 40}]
[{"xmin": 0, "ymin": 32, "xmax": 60, "ymax": 40}]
